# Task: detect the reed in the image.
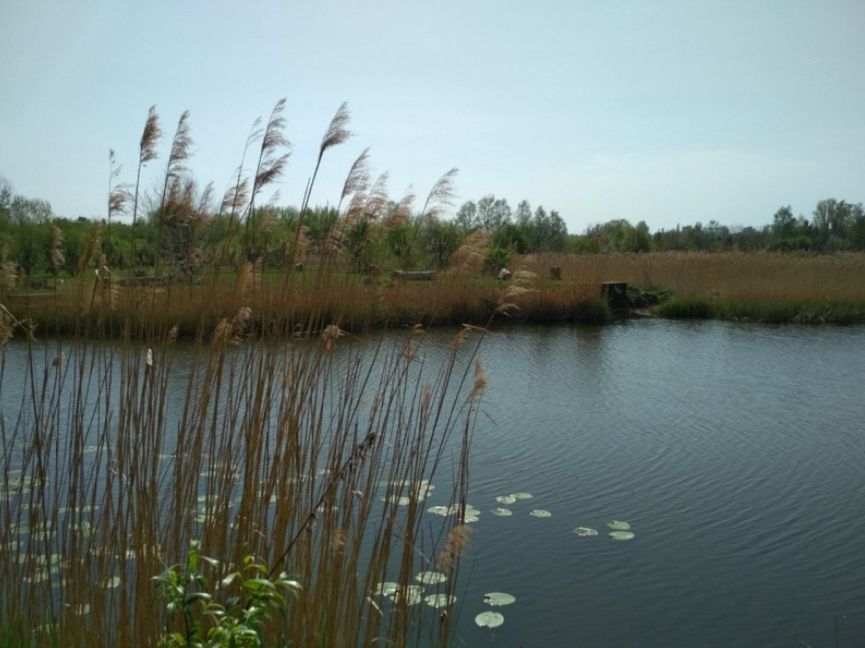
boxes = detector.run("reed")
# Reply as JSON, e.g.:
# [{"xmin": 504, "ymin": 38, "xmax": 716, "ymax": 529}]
[
  {"xmin": 0, "ymin": 303, "xmax": 484, "ymax": 645},
  {"xmin": 0, "ymin": 100, "xmax": 490, "ymax": 647}
]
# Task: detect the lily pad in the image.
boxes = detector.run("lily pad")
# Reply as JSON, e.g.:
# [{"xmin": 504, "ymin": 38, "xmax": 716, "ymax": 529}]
[
  {"xmin": 491, "ymin": 508, "xmax": 512, "ymax": 517},
  {"xmin": 373, "ymin": 581, "xmax": 399, "ymax": 596},
  {"xmin": 424, "ymin": 593, "xmax": 457, "ymax": 608},
  {"xmin": 607, "ymin": 520, "xmax": 631, "ymax": 530},
  {"xmin": 529, "ymin": 509, "xmax": 552, "ymax": 518},
  {"xmin": 427, "ymin": 506, "xmax": 450, "ymax": 516},
  {"xmin": 381, "ymin": 495, "xmax": 412, "ymax": 506},
  {"xmin": 392, "ymin": 584, "xmax": 425, "ymax": 605},
  {"xmin": 495, "ymin": 495, "xmax": 517, "ymax": 505},
  {"xmin": 609, "ymin": 530, "xmax": 635, "ymax": 541},
  {"xmin": 510, "ymin": 492, "xmax": 533, "ymax": 500},
  {"xmin": 573, "ymin": 527, "xmax": 598, "ymax": 537},
  {"xmin": 475, "ymin": 611, "xmax": 505, "ymax": 628},
  {"xmin": 415, "ymin": 570, "xmax": 447, "ymax": 585},
  {"xmin": 483, "ymin": 592, "xmax": 516, "ymax": 606}
]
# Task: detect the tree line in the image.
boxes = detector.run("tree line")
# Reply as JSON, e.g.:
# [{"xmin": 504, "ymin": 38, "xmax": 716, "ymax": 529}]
[{"xmin": 1, "ymin": 170, "xmax": 863, "ymax": 286}]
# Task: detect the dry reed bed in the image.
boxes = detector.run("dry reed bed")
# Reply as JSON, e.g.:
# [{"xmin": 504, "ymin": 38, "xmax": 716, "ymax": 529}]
[{"xmin": 0, "ymin": 322, "xmax": 485, "ymax": 645}]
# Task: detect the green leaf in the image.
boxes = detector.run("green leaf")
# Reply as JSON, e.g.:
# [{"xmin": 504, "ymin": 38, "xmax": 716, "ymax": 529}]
[
  {"xmin": 529, "ymin": 509, "xmax": 551, "ymax": 518},
  {"xmin": 482, "ymin": 592, "xmax": 516, "ymax": 606},
  {"xmin": 609, "ymin": 530, "xmax": 635, "ymax": 541},
  {"xmin": 475, "ymin": 611, "xmax": 505, "ymax": 628},
  {"xmin": 606, "ymin": 520, "xmax": 631, "ymax": 530}
]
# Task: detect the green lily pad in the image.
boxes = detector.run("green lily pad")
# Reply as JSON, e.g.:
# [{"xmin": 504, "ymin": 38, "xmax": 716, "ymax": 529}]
[
  {"xmin": 424, "ymin": 593, "xmax": 457, "ymax": 608},
  {"xmin": 491, "ymin": 508, "xmax": 512, "ymax": 517},
  {"xmin": 373, "ymin": 581, "xmax": 399, "ymax": 596},
  {"xmin": 607, "ymin": 520, "xmax": 631, "ymax": 530},
  {"xmin": 609, "ymin": 530, "xmax": 635, "ymax": 541},
  {"xmin": 392, "ymin": 584, "xmax": 425, "ymax": 605},
  {"xmin": 483, "ymin": 592, "xmax": 516, "ymax": 606},
  {"xmin": 475, "ymin": 611, "xmax": 505, "ymax": 628},
  {"xmin": 496, "ymin": 495, "xmax": 517, "ymax": 505},
  {"xmin": 510, "ymin": 492, "xmax": 533, "ymax": 500},
  {"xmin": 415, "ymin": 570, "xmax": 447, "ymax": 585},
  {"xmin": 427, "ymin": 506, "xmax": 450, "ymax": 516},
  {"xmin": 529, "ymin": 509, "xmax": 552, "ymax": 518},
  {"xmin": 573, "ymin": 527, "xmax": 598, "ymax": 537}
]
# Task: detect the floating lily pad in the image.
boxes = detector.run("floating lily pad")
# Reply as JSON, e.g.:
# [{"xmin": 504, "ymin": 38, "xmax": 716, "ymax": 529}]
[
  {"xmin": 381, "ymin": 495, "xmax": 412, "ymax": 506},
  {"xmin": 529, "ymin": 509, "xmax": 552, "ymax": 518},
  {"xmin": 496, "ymin": 495, "xmax": 517, "ymax": 505},
  {"xmin": 475, "ymin": 611, "xmax": 505, "ymax": 628},
  {"xmin": 483, "ymin": 592, "xmax": 516, "ymax": 606},
  {"xmin": 573, "ymin": 527, "xmax": 598, "ymax": 537},
  {"xmin": 392, "ymin": 584, "xmax": 425, "ymax": 605},
  {"xmin": 427, "ymin": 506, "xmax": 450, "ymax": 516},
  {"xmin": 415, "ymin": 570, "xmax": 447, "ymax": 585},
  {"xmin": 609, "ymin": 530, "xmax": 635, "ymax": 541},
  {"xmin": 607, "ymin": 520, "xmax": 631, "ymax": 530},
  {"xmin": 510, "ymin": 492, "xmax": 533, "ymax": 500},
  {"xmin": 491, "ymin": 508, "xmax": 512, "ymax": 517},
  {"xmin": 424, "ymin": 593, "xmax": 457, "ymax": 608},
  {"xmin": 374, "ymin": 581, "xmax": 399, "ymax": 596}
]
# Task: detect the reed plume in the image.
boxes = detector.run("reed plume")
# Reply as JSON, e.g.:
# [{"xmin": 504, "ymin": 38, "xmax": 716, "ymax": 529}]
[
  {"xmin": 337, "ymin": 147, "xmax": 370, "ymax": 212},
  {"xmin": 292, "ymin": 102, "xmax": 352, "ymax": 266},
  {"xmin": 246, "ymin": 99, "xmax": 290, "ymax": 265},
  {"xmin": 131, "ymin": 106, "xmax": 161, "ymax": 230}
]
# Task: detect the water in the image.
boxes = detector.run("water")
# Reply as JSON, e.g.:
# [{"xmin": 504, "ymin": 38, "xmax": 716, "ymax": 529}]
[
  {"xmin": 442, "ymin": 321, "xmax": 865, "ymax": 647},
  {"xmin": 3, "ymin": 321, "xmax": 864, "ymax": 646}
]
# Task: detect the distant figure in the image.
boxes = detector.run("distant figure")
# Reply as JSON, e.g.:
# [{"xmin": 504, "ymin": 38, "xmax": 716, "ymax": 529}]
[{"xmin": 497, "ymin": 268, "xmax": 511, "ymax": 280}]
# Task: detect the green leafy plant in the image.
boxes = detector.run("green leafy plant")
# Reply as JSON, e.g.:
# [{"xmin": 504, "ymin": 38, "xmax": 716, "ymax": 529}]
[{"xmin": 154, "ymin": 540, "xmax": 301, "ymax": 647}]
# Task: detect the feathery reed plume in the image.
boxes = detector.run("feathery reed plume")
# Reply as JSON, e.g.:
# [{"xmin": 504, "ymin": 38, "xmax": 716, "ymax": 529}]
[
  {"xmin": 420, "ymin": 167, "xmax": 458, "ymax": 220},
  {"xmin": 436, "ymin": 524, "xmax": 474, "ymax": 571},
  {"xmin": 159, "ymin": 111, "xmax": 193, "ymax": 209},
  {"xmin": 337, "ymin": 147, "xmax": 370, "ymax": 212},
  {"xmin": 448, "ymin": 229, "xmax": 489, "ymax": 275},
  {"xmin": 222, "ymin": 117, "xmax": 262, "ymax": 215},
  {"xmin": 132, "ymin": 106, "xmax": 161, "ymax": 230},
  {"xmin": 363, "ymin": 173, "xmax": 390, "ymax": 221},
  {"xmin": 107, "ymin": 150, "xmax": 130, "ymax": 249},
  {"xmin": 292, "ymin": 102, "xmax": 352, "ymax": 266},
  {"xmin": 246, "ymin": 100, "xmax": 290, "ymax": 264},
  {"xmin": 212, "ymin": 306, "xmax": 252, "ymax": 346},
  {"xmin": 404, "ymin": 167, "xmax": 458, "ymax": 265},
  {"xmin": 385, "ymin": 188, "xmax": 415, "ymax": 227},
  {"xmin": 248, "ymin": 99, "xmax": 290, "ymax": 210},
  {"xmin": 320, "ymin": 323, "xmax": 345, "ymax": 351},
  {"xmin": 78, "ymin": 224, "xmax": 102, "ymax": 276},
  {"xmin": 468, "ymin": 357, "xmax": 488, "ymax": 401},
  {"xmin": 320, "ymin": 101, "xmax": 352, "ymax": 161}
]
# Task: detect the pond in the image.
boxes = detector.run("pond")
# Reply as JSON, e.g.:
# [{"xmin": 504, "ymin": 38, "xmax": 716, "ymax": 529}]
[
  {"xmin": 443, "ymin": 320, "xmax": 865, "ymax": 647},
  {"xmin": 2, "ymin": 320, "xmax": 864, "ymax": 646}
]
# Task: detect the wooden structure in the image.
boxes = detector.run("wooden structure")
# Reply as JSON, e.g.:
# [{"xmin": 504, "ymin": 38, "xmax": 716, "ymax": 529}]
[
  {"xmin": 549, "ymin": 265, "xmax": 562, "ymax": 280},
  {"xmin": 601, "ymin": 282, "xmax": 630, "ymax": 309},
  {"xmin": 391, "ymin": 270, "xmax": 436, "ymax": 281}
]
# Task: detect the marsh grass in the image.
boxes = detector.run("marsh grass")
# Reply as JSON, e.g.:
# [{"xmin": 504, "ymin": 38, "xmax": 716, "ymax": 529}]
[
  {"xmin": 516, "ymin": 251, "xmax": 865, "ymax": 322},
  {"xmin": 0, "ymin": 312, "xmax": 485, "ymax": 646},
  {"xmin": 0, "ymin": 99, "xmax": 491, "ymax": 647}
]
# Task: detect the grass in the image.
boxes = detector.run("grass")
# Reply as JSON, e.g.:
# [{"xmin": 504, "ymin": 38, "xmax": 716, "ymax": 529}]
[
  {"xmin": 0, "ymin": 315, "xmax": 486, "ymax": 645},
  {"xmin": 8, "ymin": 251, "xmax": 865, "ymax": 339}
]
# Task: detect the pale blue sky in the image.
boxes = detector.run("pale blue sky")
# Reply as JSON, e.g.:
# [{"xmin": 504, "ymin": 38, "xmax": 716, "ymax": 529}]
[{"xmin": 1, "ymin": 0, "xmax": 863, "ymax": 232}]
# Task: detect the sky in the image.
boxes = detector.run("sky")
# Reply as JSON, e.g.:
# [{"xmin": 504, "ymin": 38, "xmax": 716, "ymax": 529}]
[{"xmin": 1, "ymin": 0, "xmax": 863, "ymax": 233}]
